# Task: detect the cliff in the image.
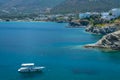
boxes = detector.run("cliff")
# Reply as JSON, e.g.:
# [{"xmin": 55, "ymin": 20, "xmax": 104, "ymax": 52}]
[
  {"xmin": 85, "ymin": 30, "xmax": 120, "ymax": 50},
  {"xmin": 86, "ymin": 24, "xmax": 120, "ymax": 35}
]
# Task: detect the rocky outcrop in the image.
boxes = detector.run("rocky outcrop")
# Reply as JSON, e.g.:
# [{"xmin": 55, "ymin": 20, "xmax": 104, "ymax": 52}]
[
  {"xmin": 66, "ymin": 22, "xmax": 83, "ymax": 28},
  {"xmin": 66, "ymin": 20, "xmax": 89, "ymax": 28},
  {"xmin": 85, "ymin": 30, "xmax": 120, "ymax": 50},
  {"xmin": 86, "ymin": 25, "xmax": 120, "ymax": 35}
]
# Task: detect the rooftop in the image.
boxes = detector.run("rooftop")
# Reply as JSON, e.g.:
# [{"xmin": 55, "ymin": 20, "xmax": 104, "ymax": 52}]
[{"xmin": 21, "ymin": 63, "xmax": 35, "ymax": 66}]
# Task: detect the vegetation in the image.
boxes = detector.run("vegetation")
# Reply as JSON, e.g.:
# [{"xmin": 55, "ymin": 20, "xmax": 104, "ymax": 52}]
[
  {"xmin": 0, "ymin": 0, "xmax": 65, "ymax": 14},
  {"xmin": 51, "ymin": 0, "xmax": 120, "ymax": 13},
  {"xmin": 81, "ymin": 14, "xmax": 120, "ymax": 28}
]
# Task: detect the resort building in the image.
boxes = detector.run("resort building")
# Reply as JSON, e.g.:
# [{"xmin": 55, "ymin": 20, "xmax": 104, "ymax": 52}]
[
  {"xmin": 101, "ymin": 8, "xmax": 120, "ymax": 20},
  {"xmin": 109, "ymin": 8, "xmax": 120, "ymax": 18},
  {"xmin": 79, "ymin": 12, "xmax": 91, "ymax": 19},
  {"xmin": 101, "ymin": 12, "xmax": 114, "ymax": 20}
]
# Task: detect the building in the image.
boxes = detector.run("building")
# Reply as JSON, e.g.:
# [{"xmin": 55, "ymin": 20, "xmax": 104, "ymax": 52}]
[
  {"xmin": 109, "ymin": 8, "xmax": 120, "ymax": 18},
  {"xmin": 101, "ymin": 12, "xmax": 115, "ymax": 20},
  {"xmin": 101, "ymin": 8, "xmax": 120, "ymax": 20},
  {"xmin": 101, "ymin": 15, "xmax": 115, "ymax": 21},
  {"xmin": 79, "ymin": 12, "xmax": 91, "ymax": 19},
  {"xmin": 101, "ymin": 12, "xmax": 109, "ymax": 17}
]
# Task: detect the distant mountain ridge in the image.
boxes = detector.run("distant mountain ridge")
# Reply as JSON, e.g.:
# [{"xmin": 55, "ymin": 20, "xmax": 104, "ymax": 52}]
[
  {"xmin": 0, "ymin": 0, "xmax": 120, "ymax": 15},
  {"xmin": 0, "ymin": 0, "xmax": 65, "ymax": 14},
  {"xmin": 51, "ymin": 0, "xmax": 120, "ymax": 13}
]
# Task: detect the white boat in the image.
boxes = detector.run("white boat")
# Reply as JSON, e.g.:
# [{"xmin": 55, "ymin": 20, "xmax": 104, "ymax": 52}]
[{"xmin": 18, "ymin": 63, "xmax": 45, "ymax": 73}]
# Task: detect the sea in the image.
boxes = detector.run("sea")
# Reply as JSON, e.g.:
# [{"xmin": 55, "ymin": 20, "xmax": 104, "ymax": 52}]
[{"xmin": 0, "ymin": 22, "xmax": 120, "ymax": 80}]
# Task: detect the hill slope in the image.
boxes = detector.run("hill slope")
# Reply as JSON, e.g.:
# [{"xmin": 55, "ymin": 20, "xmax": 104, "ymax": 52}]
[
  {"xmin": 85, "ymin": 30, "xmax": 120, "ymax": 50},
  {"xmin": 51, "ymin": 0, "xmax": 120, "ymax": 13},
  {"xmin": 0, "ymin": 0, "xmax": 64, "ymax": 14}
]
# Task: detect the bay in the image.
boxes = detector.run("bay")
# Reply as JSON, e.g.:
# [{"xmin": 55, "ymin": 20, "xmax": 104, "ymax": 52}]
[{"xmin": 0, "ymin": 22, "xmax": 120, "ymax": 80}]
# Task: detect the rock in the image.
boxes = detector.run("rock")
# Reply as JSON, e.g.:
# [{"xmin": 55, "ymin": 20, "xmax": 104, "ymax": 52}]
[
  {"xmin": 85, "ymin": 30, "xmax": 120, "ymax": 50},
  {"xmin": 68, "ymin": 21, "xmax": 81, "ymax": 26},
  {"xmin": 86, "ymin": 25, "xmax": 120, "ymax": 35},
  {"xmin": 66, "ymin": 20, "xmax": 89, "ymax": 28},
  {"xmin": 80, "ymin": 20, "xmax": 89, "ymax": 26}
]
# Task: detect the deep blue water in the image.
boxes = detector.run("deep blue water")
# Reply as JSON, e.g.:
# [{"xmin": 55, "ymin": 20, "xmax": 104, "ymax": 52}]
[{"xmin": 0, "ymin": 22, "xmax": 120, "ymax": 80}]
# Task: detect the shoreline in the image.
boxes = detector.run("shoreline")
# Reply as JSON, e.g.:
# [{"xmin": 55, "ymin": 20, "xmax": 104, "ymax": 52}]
[
  {"xmin": 84, "ymin": 30, "xmax": 120, "ymax": 50},
  {"xmin": 0, "ymin": 19, "xmax": 120, "ymax": 50},
  {"xmin": 0, "ymin": 20, "xmax": 50, "ymax": 22}
]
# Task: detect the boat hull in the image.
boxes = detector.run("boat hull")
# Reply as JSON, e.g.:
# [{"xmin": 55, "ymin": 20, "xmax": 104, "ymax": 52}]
[{"xmin": 18, "ymin": 67, "xmax": 45, "ymax": 73}]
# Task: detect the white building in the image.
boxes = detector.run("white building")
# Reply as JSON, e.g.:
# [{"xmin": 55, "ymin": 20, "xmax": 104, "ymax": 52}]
[
  {"xmin": 101, "ymin": 8, "xmax": 120, "ymax": 20},
  {"xmin": 101, "ymin": 15, "xmax": 115, "ymax": 21},
  {"xmin": 109, "ymin": 8, "xmax": 120, "ymax": 18},
  {"xmin": 101, "ymin": 12, "xmax": 109, "ymax": 17},
  {"xmin": 101, "ymin": 11, "xmax": 117, "ymax": 21},
  {"xmin": 79, "ymin": 12, "xmax": 91, "ymax": 19}
]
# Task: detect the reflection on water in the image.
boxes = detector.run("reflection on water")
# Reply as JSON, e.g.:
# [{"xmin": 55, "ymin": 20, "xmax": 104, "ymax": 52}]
[{"xmin": 19, "ymin": 71, "xmax": 43, "ymax": 79}]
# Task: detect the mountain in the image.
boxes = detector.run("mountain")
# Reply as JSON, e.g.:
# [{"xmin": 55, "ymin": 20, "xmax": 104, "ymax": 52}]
[
  {"xmin": 51, "ymin": 0, "xmax": 120, "ymax": 13},
  {"xmin": 0, "ymin": 0, "xmax": 120, "ymax": 15},
  {"xmin": 0, "ymin": 0, "xmax": 65, "ymax": 14}
]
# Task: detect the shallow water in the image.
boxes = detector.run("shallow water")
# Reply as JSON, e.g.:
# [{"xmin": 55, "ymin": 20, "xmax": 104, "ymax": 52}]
[{"xmin": 0, "ymin": 22, "xmax": 120, "ymax": 80}]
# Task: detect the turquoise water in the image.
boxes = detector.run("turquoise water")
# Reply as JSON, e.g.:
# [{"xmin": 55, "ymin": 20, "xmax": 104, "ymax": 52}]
[{"xmin": 0, "ymin": 22, "xmax": 120, "ymax": 80}]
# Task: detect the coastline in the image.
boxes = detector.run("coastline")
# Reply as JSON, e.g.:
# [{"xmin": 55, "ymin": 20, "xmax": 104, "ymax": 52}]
[
  {"xmin": 0, "ymin": 20, "xmax": 49, "ymax": 22},
  {"xmin": 0, "ymin": 16, "xmax": 120, "ymax": 51},
  {"xmin": 84, "ymin": 30, "xmax": 120, "ymax": 50}
]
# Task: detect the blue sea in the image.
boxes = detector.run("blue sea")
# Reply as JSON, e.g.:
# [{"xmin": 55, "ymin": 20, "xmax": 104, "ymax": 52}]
[{"xmin": 0, "ymin": 22, "xmax": 120, "ymax": 80}]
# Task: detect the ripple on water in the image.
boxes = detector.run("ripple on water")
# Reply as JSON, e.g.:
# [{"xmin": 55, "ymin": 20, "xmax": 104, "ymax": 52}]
[{"xmin": 72, "ymin": 68, "xmax": 99, "ymax": 75}]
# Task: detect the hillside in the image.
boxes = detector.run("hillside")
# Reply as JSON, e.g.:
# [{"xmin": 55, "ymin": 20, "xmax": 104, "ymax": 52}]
[
  {"xmin": 51, "ymin": 0, "xmax": 120, "ymax": 13},
  {"xmin": 85, "ymin": 30, "xmax": 120, "ymax": 50},
  {"xmin": 0, "ymin": 0, "xmax": 64, "ymax": 15}
]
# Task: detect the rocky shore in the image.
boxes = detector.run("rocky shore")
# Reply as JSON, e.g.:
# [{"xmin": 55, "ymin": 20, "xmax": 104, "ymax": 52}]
[
  {"xmin": 66, "ymin": 20, "xmax": 89, "ymax": 28},
  {"xmin": 85, "ymin": 30, "xmax": 120, "ymax": 50},
  {"xmin": 85, "ymin": 24, "xmax": 120, "ymax": 35}
]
